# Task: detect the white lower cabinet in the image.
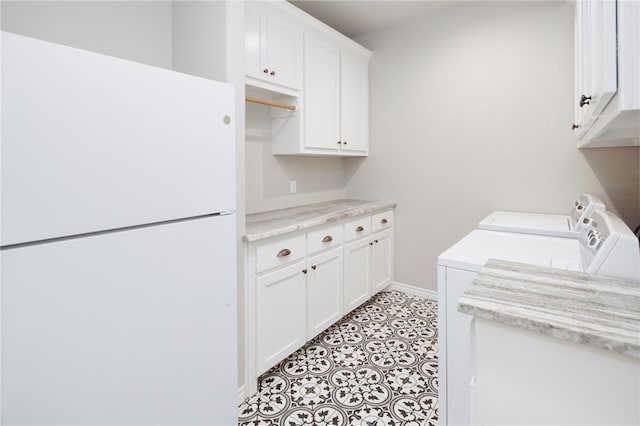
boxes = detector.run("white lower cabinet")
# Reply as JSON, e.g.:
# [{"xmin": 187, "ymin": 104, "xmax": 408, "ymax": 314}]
[
  {"xmin": 343, "ymin": 237, "xmax": 371, "ymax": 313},
  {"xmin": 256, "ymin": 260, "xmax": 307, "ymax": 374},
  {"xmin": 343, "ymin": 211, "xmax": 395, "ymax": 314},
  {"xmin": 371, "ymin": 228, "xmax": 393, "ymax": 293},
  {"xmin": 307, "ymin": 246, "xmax": 343, "ymax": 339},
  {"xmin": 245, "ymin": 209, "xmax": 394, "ymax": 395},
  {"xmin": 472, "ymin": 319, "xmax": 640, "ymax": 425}
]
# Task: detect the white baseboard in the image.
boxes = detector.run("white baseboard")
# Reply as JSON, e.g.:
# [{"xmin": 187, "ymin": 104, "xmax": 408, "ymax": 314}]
[
  {"xmin": 238, "ymin": 385, "xmax": 246, "ymax": 405},
  {"xmin": 386, "ymin": 281, "xmax": 437, "ymax": 301}
]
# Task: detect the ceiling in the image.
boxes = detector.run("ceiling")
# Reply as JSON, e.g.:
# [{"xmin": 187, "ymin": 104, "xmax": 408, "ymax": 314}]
[{"xmin": 288, "ymin": 1, "xmax": 456, "ymax": 39}]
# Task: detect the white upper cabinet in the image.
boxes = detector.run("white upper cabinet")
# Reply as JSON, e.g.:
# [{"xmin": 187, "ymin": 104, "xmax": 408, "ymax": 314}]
[
  {"xmin": 574, "ymin": 0, "xmax": 617, "ymax": 134},
  {"xmin": 246, "ymin": 1, "xmax": 371, "ymax": 157},
  {"xmin": 300, "ymin": 34, "xmax": 370, "ymax": 155},
  {"xmin": 303, "ymin": 33, "xmax": 341, "ymax": 151},
  {"xmin": 340, "ymin": 50, "xmax": 369, "ymax": 153},
  {"xmin": 299, "ymin": 34, "xmax": 370, "ymax": 155},
  {"xmin": 272, "ymin": 31, "xmax": 371, "ymax": 156},
  {"xmin": 245, "ymin": 3, "xmax": 302, "ymax": 94},
  {"xmin": 574, "ymin": 0, "xmax": 640, "ymax": 147}
]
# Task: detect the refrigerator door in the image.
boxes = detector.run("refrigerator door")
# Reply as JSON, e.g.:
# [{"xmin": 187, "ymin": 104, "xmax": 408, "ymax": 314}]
[
  {"xmin": 1, "ymin": 215, "xmax": 237, "ymax": 425},
  {"xmin": 1, "ymin": 32, "xmax": 236, "ymax": 245}
]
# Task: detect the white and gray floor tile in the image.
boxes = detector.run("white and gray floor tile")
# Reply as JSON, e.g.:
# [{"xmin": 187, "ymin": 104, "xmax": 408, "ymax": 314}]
[{"xmin": 238, "ymin": 290, "xmax": 439, "ymax": 425}]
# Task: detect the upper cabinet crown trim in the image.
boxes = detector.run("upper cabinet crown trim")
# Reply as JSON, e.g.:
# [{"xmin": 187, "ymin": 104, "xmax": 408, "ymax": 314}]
[{"xmin": 267, "ymin": 0, "xmax": 372, "ymax": 57}]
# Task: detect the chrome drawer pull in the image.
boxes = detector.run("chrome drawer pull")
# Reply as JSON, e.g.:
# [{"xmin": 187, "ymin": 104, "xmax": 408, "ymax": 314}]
[
  {"xmin": 322, "ymin": 235, "xmax": 333, "ymax": 243},
  {"xmin": 381, "ymin": 218, "xmax": 388, "ymax": 224},
  {"xmin": 277, "ymin": 248, "xmax": 291, "ymax": 257},
  {"xmin": 356, "ymin": 226, "xmax": 364, "ymax": 232}
]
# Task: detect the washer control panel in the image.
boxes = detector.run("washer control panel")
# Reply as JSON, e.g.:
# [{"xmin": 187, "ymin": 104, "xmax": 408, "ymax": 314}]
[
  {"xmin": 579, "ymin": 210, "xmax": 639, "ymax": 281},
  {"xmin": 571, "ymin": 193, "xmax": 606, "ymax": 231},
  {"xmin": 581, "ymin": 216, "xmax": 608, "ymax": 250}
]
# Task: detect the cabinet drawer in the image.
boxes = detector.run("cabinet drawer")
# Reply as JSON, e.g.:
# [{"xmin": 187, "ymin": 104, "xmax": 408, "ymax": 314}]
[
  {"xmin": 255, "ymin": 234, "xmax": 306, "ymax": 273},
  {"xmin": 307, "ymin": 225, "xmax": 343, "ymax": 255},
  {"xmin": 344, "ymin": 216, "xmax": 371, "ymax": 242},
  {"xmin": 372, "ymin": 210, "xmax": 394, "ymax": 232}
]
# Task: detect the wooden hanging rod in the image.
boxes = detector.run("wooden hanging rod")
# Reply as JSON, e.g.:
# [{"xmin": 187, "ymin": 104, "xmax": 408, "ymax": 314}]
[{"xmin": 245, "ymin": 96, "xmax": 296, "ymax": 111}]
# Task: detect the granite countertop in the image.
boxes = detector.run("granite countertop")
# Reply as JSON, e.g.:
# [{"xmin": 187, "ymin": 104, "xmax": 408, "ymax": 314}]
[
  {"xmin": 244, "ymin": 199, "xmax": 396, "ymax": 242},
  {"xmin": 458, "ymin": 259, "xmax": 640, "ymax": 359}
]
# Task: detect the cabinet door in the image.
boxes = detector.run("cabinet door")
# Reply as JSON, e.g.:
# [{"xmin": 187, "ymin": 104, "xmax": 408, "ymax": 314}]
[
  {"xmin": 245, "ymin": 5, "xmax": 268, "ymax": 81},
  {"xmin": 340, "ymin": 50, "xmax": 369, "ymax": 153},
  {"xmin": 371, "ymin": 228, "xmax": 393, "ymax": 294},
  {"xmin": 575, "ymin": 0, "xmax": 617, "ymax": 133},
  {"xmin": 307, "ymin": 247, "xmax": 343, "ymax": 339},
  {"xmin": 267, "ymin": 12, "xmax": 302, "ymax": 90},
  {"xmin": 244, "ymin": 5, "xmax": 301, "ymax": 91},
  {"xmin": 303, "ymin": 33, "xmax": 340, "ymax": 151},
  {"xmin": 256, "ymin": 260, "xmax": 307, "ymax": 374},
  {"xmin": 343, "ymin": 238, "xmax": 371, "ymax": 313},
  {"xmin": 474, "ymin": 319, "xmax": 640, "ymax": 426}
]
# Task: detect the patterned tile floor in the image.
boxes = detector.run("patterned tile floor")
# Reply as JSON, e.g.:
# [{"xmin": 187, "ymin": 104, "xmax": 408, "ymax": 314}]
[{"xmin": 238, "ymin": 290, "xmax": 439, "ymax": 425}]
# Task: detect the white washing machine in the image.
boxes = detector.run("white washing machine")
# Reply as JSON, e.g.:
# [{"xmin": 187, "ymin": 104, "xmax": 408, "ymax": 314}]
[
  {"xmin": 437, "ymin": 209, "xmax": 639, "ymax": 426},
  {"xmin": 478, "ymin": 193, "xmax": 605, "ymax": 237}
]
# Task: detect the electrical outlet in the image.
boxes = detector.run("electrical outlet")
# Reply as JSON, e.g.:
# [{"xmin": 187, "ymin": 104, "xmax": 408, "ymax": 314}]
[{"xmin": 289, "ymin": 180, "xmax": 297, "ymax": 194}]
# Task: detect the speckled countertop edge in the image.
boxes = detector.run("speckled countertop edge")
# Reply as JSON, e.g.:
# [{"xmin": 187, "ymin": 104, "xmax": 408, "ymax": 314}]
[
  {"xmin": 244, "ymin": 199, "xmax": 396, "ymax": 242},
  {"xmin": 458, "ymin": 259, "xmax": 640, "ymax": 359}
]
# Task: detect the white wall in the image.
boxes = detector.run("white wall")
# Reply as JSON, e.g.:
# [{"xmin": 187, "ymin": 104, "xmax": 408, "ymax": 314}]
[
  {"xmin": 245, "ymin": 102, "xmax": 348, "ymax": 213},
  {"xmin": 1, "ymin": 1, "xmax": 173, "ymax": 69},
  {"xmin": 346, "ymin": 1, "xmax": 640, "ymax": 292},
  {"xmin": 172, "ymin": 1, "xmax": 227, "ymax": 82}
]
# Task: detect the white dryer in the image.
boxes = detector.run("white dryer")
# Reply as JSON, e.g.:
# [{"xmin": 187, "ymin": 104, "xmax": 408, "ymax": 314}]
[
  {"xmin": 478, "ymin": 193, "xmax": 605, "ymax": 237},
  {"xmin": 437, "ymin": 209, "xmax": 639, "ymax": 426}
]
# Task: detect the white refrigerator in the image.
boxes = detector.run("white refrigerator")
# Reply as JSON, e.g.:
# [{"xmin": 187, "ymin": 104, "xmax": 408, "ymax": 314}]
[{"xmin": 1, "ymin": 32, "xmax": 238, "ymax": 425}]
